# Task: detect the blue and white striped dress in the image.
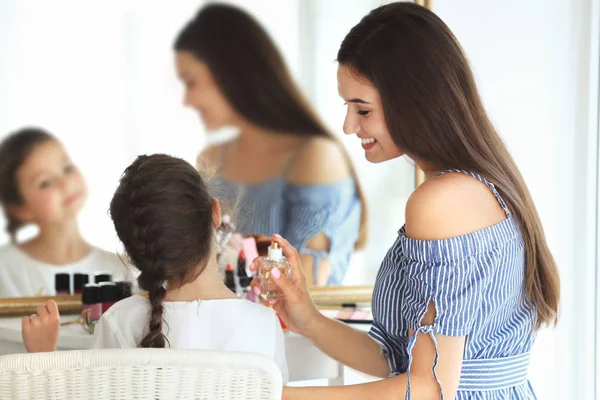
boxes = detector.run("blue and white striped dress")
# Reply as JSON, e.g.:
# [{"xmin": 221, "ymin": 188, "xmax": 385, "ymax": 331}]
[{"xmin": 369, "ymin": 170, "xmax": 537, "ymax": 399}]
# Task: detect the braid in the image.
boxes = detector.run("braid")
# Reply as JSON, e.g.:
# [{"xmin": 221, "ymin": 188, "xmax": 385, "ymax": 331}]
[
  {"xmin": 139, "ymin": 278, "xmax": 168, "ymax": 348},
  {"xmin": 125, "ymin": 160, "xmax": 170, "ymax": 348}
]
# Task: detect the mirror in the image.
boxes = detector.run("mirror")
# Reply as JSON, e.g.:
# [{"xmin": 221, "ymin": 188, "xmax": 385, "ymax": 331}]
[{"xmin": 0, "ymin": 0, "xmax": 421, "ymax": 297}]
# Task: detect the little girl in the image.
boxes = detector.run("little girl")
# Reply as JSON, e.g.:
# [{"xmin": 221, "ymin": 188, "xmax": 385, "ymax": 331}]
[
  {"xmin": 0, "ymin": 127, "xmax": 130, "ymax": 298},
  {"xmin": 22, "ymin": 154, "xmax": 288, "ymax": 383}
]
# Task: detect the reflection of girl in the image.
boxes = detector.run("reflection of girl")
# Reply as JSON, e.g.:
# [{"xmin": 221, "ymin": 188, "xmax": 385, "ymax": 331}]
[
  {"xmin": 0, "ymin": 128, "xmax": 129, "ymax": 298},
  {"xmin": 173, "ymin": 4, "xmax": 367, "ymax": 286},
  {"xmin": 255, "ymin": 3, "xmax": 560, "ymax": 399}
]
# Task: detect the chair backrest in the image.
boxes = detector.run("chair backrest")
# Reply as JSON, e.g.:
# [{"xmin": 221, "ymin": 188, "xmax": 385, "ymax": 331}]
[{"xmin": 0, "ymin": 348, "xmax": 283, "ymax": 400}]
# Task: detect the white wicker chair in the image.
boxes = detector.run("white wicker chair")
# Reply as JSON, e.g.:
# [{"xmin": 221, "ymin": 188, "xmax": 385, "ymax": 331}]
[{"xmin": 0, "ymin": 348, "xmax": 283, "ymax": 400}]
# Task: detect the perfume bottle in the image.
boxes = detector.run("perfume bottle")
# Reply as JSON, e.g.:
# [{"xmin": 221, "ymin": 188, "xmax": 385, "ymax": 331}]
[{"xmin": 257, "ymin": 241, "xmax": 291, "ymax": 299}]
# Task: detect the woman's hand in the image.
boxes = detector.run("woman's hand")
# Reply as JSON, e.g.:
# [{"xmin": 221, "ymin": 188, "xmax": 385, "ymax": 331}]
[
  {"xmin": 250, "ymin": 234, "xmax": 323, "ymax": 339},
  {"xmin": 21, "ymin": 300, "xmax": 60, "ymax": 353}
]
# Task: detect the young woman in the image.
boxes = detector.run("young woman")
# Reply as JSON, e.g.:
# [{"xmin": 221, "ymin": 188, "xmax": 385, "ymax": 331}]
[{"xmin": 254, "ymin": 3, "xmax": 560, "ymax": 399}]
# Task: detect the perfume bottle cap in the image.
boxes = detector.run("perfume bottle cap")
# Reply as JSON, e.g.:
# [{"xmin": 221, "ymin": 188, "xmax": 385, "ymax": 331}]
[{"xmin": 268, "ymin": 241, "xmax": 283, "ymax": 260}]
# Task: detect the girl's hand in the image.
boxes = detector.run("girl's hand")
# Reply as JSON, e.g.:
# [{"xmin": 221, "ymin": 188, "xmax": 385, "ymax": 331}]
[
  {"xmin": 250, "ymin": 234, "xmax": 323, "ymax": 339},
  {"xmin": 21, "ymin": 300, "xmax": 60, "ymax": 353}
]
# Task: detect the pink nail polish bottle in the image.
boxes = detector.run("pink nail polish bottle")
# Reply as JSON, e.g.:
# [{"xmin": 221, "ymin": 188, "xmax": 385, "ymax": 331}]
[
  {"xmin": 99, "ymin": 282, "xmax": 118, "ymax": 313},
  {"xmin": 81, "ymin": 283, "xmax": 102, "ymax": 321}
]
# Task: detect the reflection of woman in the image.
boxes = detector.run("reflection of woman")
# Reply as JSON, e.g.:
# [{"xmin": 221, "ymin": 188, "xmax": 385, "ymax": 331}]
[
  {"xmin": 256, "ymin": 3, "xmax": 560, "ymax": 399},
  {"xmin": 173, "ymin": 4, "xmax": 367, "ymax": 286}
]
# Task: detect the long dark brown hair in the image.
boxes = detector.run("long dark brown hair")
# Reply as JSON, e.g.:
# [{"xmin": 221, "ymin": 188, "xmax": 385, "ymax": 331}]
[
  {"xmin": 338, "ymin": 2, "xmax": 559, "ymax": 328},
  {"xmin": 174, "ymin": 3, "xmax": 368, "ymax": 248},
  {"xmin": 0, "ymin": 127, "xmax": 55, "ymax": 242},
  {"xmin": 110, "ymin": 154, "xmax": 215, "ymax": 348}
]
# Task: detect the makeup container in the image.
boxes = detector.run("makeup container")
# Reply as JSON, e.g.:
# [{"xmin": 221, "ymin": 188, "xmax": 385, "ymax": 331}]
[
  {"xmin": 256, "ymin": 242, "xmax": 291, "ymax": 299},
  {"xmin": 93, "ymin": 272, "xmax": 112, "ymax": 283},
  {"xmin": 99, "ymin": 282, "xmax": 118, "ymax": 313},
  {"xmin": 73, "ymin": 273, "xmax": 89, "ymax": 294},
  {"xmin": 54, "ymin": 273, "xmax": 71, "ymax": 296},
  {"xmin": 81, "ymin": 283, "xmax": 101, "ymax": 321}
]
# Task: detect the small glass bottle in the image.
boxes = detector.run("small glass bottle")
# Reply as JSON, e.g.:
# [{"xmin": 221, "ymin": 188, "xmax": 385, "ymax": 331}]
[
  {"xmin": 99, "ymin": 282, "xmax": 118, "ymax": 313},
  {"xmin": 73, "ymin": 273, "xmax": 89, "ymax": 295},
  {"xmin": 54, "ymin": 273, "xmax": 71, "ymax": 296},
  {"xmin": 93, "ymin": 272, "xmax": 112, "ymax": 284},
  {"xmin": 256, "ymin": 241, "xmax": 291, "ymax": 299},
  {"xmin": 81, "ymin": 283, "xmax": 102, "ymax": 322}
]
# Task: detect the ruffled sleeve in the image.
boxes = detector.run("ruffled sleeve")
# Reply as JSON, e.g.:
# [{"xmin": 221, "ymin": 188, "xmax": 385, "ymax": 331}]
[
  {"xmin": 398, "ymin": 227, "xmax": 507, "ymax": 397},
  {"xmin": 399, "ymin": 230, "xmax": 500, "ymax": 336}
]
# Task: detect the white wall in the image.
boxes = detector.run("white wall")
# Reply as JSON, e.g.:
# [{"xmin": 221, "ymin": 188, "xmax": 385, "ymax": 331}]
[
  {"xmin": 434, "ymin": 0, "xmax": 597, "ymax": 398},
  {"xmin": 0, "ymin": 0, "xmax": 302, "ymax": 252}
]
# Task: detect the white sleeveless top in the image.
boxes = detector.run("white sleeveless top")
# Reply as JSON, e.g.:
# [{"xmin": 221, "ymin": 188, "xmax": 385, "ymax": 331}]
[{"xmin": 93, "ymin": 294, "xmax": 289, "ymax": 383}]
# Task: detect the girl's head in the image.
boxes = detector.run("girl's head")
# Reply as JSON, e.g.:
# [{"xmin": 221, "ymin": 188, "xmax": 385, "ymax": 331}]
[
  {"xmin": 0, "ymin": 127, "xmax": 87, "ymax": 241},
  {"xmin": 109, "ymin": 154, "xmax": 220, "ymax": 348},
  {"xmin": 173, "ymin": 3, "xmax": 325, "ymax": 136},
  {"xmin": 338, "ymin": 3, "xmax": 559, "ymax": 328}
]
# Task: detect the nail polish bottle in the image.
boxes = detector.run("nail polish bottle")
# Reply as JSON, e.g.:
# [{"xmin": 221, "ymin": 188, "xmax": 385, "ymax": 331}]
[
  {"xmin": 73, "ymin": 273, "xmax": 89, "ymax": 294},
  {"xmin": 99, "ymin": 282, "xmax": 118, "ymax": 313},
  {"xmin": 94, "ymin": 272, "xmax": 112, "ymax": 284},
  {"xmin": 256, "ymin": 242, "xmax": 291, "ymax": 299},
  {"xmin": 81, "ymin": 283, "xmax": 102, "ymax": 321},
  {"xmin": 55, "ymin": 273, "xmax": 71, "ymax": 296}
]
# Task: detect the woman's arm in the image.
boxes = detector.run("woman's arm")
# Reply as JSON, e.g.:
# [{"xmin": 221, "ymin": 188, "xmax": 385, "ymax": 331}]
[
  {"xmin": 304, "ymin": 311, "xmax": 390, "ymax": 378},
  {"xmin": 283, "ymin": 305, "xmax": 464, "ymax": 400},
  {"xmin": 284, "ymin": 374, "xmax": 426, "ymax": 400}
]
